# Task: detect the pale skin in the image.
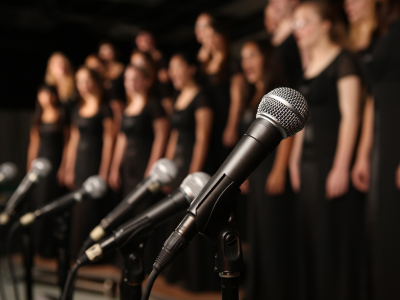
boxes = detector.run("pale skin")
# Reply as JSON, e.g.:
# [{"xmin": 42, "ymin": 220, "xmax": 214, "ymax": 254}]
[
  {"xmin": 108, "ymin": 67, "xmax": 169, "ymax": 191},
  {"xmin": 64, "ymin": 69, "xmax": 114, "ymax": 189},
  {"xmin": 290, "ymin": 4, "xmax": 362, "ymax": 199}
]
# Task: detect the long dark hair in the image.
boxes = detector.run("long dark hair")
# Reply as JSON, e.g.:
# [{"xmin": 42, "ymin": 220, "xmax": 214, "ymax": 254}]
[
  {"xmin": 32, "ymin": 84, "xmax": 61, "ymax": 127},
  {"xmin": 244, "ymin": 40, "xmax": 286, "ymax": 107},
  {"xmin": 376, "ymin": 0, "xmax": 400, "ymax": 35}
]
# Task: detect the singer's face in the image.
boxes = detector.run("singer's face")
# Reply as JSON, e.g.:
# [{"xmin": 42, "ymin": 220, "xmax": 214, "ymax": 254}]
[
  {"xmin": 168, "ymin": 55, "xmax": 193, "ymax": 90},
  {"xmin": 135, "ymin": 33, "xmax": 154, "ymax": 52},
  {"xmin": 293, "ymin": 5, "xmax": 326, "ymax": 49},
  {"xmin": 37, "ymin": 90, "xmax": 53, "ymax": 108},
  {"xmin": 98, "ymin": 44, "xmax": 115, "ymax": 62},
  {"xmin": 50, "ymin": 55, "xmax": 67, "ymax": 79},
  {"xmin": 124, "ymin": 67, "xmax": 148, "ymax": 94},
  {"xmin": 241, "ymin": 42, "xmax": 264, "ymax": 84},
  {"xmin": 344, "ymin": 0, "xmax": 374, "ymax": 24},
  {"xmin": 130, "ymin": 53, "xmax": 146, "ymax": 67},
  {"xmin": 76, "ymin": 69, "xmax": 96, "ymax": 97},
  {"xmin": 85, "ymin": 56, "xmax": 105, "ymax": 77},
  {"xmin": 195, "ymin": 13, "xmax": 212, "ymax": 43}
]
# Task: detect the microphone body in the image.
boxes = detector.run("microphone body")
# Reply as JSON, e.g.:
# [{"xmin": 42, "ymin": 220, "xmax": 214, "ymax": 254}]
[
  {"xmin": 80, "ymin": 172, "xmax": 211, "ymax": 264},
  {"xmin": 19, "ymin": 176, "xmax": 107, "ymax": 227},
  {"xmin": 88, "ymin": 159, "xmax": 178, "ymax": 243},
  {"xmin": 153, "ymin": 87, "xmax": 309, "ymax": 273},
  {"xmin": 0, "ymin": 162, "xmax": 18, "ymax": 184},
  {"xmin": 0, "ymin": 158, "xmax": 52, "ymax": 225}
]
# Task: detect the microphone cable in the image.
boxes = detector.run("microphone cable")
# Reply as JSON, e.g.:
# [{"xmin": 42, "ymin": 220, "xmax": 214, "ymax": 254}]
[
  {"xmin": 6, "ymin": 221, "xmax": 22, "ymax": 300},
  {"xmin": 60, "ymin": 264, "xmax": 79, "ymax": 300},
  {"xmin": 141, "ymin": 269, "xmax": 159, "ymax": 300}
]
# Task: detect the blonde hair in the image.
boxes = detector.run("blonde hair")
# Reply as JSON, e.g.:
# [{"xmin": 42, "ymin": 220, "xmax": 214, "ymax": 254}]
[{"xmin": 44, "ymin": 52, "xmax": 75, "ymax": 102}]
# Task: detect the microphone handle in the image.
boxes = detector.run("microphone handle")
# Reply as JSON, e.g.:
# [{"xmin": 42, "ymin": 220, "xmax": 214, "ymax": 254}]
[{"xmin": 3, "ymin": 174, "xmax": 35, "ymax": 215}]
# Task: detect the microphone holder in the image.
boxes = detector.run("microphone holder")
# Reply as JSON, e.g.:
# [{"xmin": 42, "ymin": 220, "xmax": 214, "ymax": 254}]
[
  {"xmin": 119, "ymin": 240, "xmax": 147, "ymax": 300},
  {"xmin": 54, "ymin": 210, "xmax": 71, "ymax": 295}
]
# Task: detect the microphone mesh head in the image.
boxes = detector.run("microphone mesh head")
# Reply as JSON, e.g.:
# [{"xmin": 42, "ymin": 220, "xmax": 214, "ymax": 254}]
[
  {"xmin": 257, "ymin": 87, "xmax": 309, "ymax": 138},
  {"xmin": 180, "ymin": 172, "xmax": 211, "ymax": 202},
  {"xmin": 31, "ymin": 158, "xmax": 52, "ymax": 177},
  {"xmin": 0, "ymin": 162, "xmax": 17, "ymax": 181},
  {"xmin": 83, "ymin": 176, "xmax": 108, "ymax": 199},
  {"xmin": 150, "ymin": 158, "xmax": 178, "ymax": 186}
]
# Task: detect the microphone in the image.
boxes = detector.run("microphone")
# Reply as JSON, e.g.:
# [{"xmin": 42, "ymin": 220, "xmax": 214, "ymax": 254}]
[
  {"xmin": 0, "ymin": 162, "xmax": 18, "ymax": 184},
  {"xmin": 88, "ymin": 158, "xmax": 178, "ymax": 244},
  {"xmin": 152, "ymin": 87, "xmax": 309, "ymax": 274},
  {"xmin": 0, "ymin": 158, "xmax": 52, "ymax": 225},
  {"xmin": 18, "ymin": 176, "xmax": 107, "ymax": 227},
  {"xmin": 78, "ymin": 172, "xmax": 211, "ymax": 265}
]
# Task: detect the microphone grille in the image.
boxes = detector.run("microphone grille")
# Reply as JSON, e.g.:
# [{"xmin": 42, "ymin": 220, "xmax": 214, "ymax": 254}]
[
  {"xmin": 83, "ymin": 176, "xmax": 108, "ymax": 199},
  {"xmin": 180, "ymin": 172, "xmax": 211, "ymax": 201},
  {"xmin": 257, "ymin": 87, "xmax": 309, "ymax": 138},
  {"xmin": 150, "ymin": 158, "xmax": 179, "ymax": 186},
  {"xmin": 0, "ymin": 162, "xmax": 17, "ymax": 181},
  {"xmin": 31, "ymin": 158, "xmax": 52, "ymax": 177}
]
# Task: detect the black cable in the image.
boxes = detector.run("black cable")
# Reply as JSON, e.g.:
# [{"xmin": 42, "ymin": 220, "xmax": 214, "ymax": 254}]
[
  {"xmin": 76, "ymin": 237, "xmax": 94, "ymax": 259},
  {"xmin": 141, "ymin": 269, "xmax": 159, "ymax": 300},
  {"xmin": 6, "ymin": 222, "xmax": 21, "ymax": 300},
  {"xmin": 60, "ymin": 264, "xmax": 79, "ymax": 300}
]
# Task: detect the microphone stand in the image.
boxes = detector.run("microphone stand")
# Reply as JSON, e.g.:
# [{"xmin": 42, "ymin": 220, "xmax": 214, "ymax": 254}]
[
  {"xmin": 119, "ymin": 240, "xmax": 146, "ymax": 300},
  {"xmin": 22, "ymin": 228, "xmax": 33, "ymax": 300},
  {"xmin": 54, "ymin": 210, "xmax": 71, "ymax": 295},
  {"xmin": 201, "ymin": 191, "xmax": 243, "ymax": 300}
]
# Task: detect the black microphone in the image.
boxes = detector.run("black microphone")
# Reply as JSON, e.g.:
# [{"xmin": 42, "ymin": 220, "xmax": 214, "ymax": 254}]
[
  {"xmin": 152, "ymin": 87, "xmax": 309, "ymax": 274},
  {"xmin": 0, "ymin": 162, "xmax": 18, "ymax": 184},
  {"xmin": 88, "ymin": 158, "xmax": 178, "ymax": 244},
  {"xmin": 78, "ymin": 172, "xmax": 211, "ymax": 265},
  {"xmin": 0, "ymin": 158, "xmax": 52, "ymax": 225},
  {"xmin": 18, "ymin": 176, "xmax": 107, "ymax": 227}
]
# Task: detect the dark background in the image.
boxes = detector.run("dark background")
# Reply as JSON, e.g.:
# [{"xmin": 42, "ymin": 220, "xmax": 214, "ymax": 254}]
[{"xmin": 0, "ymin": 0, "xmax": 343, "ymax": 110}]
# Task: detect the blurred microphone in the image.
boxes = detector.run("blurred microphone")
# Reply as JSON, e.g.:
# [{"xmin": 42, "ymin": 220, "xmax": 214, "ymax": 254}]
[
  {"xmin": 0, "ymin": 162, "xmax": 18, "ymax": 184},
  {"xmin": 0, "ymin": 158, "xmax": 52, "ymax": 225},
  {"xmin": 152, "ymin": 87, "xmax": 309, "ymax": 274},
  {"xmin": 88, "ymin": 158, "xmax": 178, "ymax": 244},
  {"xmin": 18, "ymin": 176, "xmax": 107, "ymax": 227},
  {"xmin": 78, "ymin": 172, "xmax": 211, "ymax": 265}
]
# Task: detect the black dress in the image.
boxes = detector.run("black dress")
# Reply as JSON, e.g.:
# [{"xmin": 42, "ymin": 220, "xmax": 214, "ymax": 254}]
[
  {"xmin": 297, "ymin": 51, "xmax": 367, "ymax": 300},
  {"xmin": 277, "ymin": 34, "xmax": 303, "ymax": 89},
  {"xmin": 69, "ymin": 103, "xmax": 113, "ymax": 259},
  {"xmin": 164, "ymin": 91, "xmax": 219, "ymax": 292},
  {"xmin": 120, "ymin": 98, "xmax": 166, "ymax": 199},
  {"xmin": 363, "ymin": 18, "xmax": 400, "ymax": 300},
  {"xmin": 242, "ymin": 106, "xmax": 297, "ymax": 300},
  {"xmin": 30, "ymin": 112, "xmax": 65, "ymax": 257},
  {"xmin": 106, "ymin": 72, "xmax": 125, "ymax": 103},
  {"xmin": 201, "ymin": 60, "xmax": 241, "ymax": 173}
]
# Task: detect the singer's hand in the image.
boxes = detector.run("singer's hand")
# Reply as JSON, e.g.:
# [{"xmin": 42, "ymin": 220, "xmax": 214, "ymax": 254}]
[
  {"xmin": 266, "ymin": 170, "xmax": 286, "ymax": 196},
  {"xmin": 326, "ymin": 167, "xmax": 349, "ymax": 200},
  {"xmin": 351, "ymin": 158, "xmax": 370, "ymax": 192},
  {"xmin": 64, "ymin": 172, "xmax": 75, "ymax": 190},
  {"xmin": 289, "ymin": 163, "xmax": 301, "ymax": 193},
  {"xmin": 108, "ymin": 171, "xmax": 121, "ymax": 191},
  {"xmin": 396, "ymin": 163, "xmax": 400, "ymax": 191},
  {"xmin": 223, "ymin": 126, "xmax": 239, "ymax": 148},
  {"xmin": 240, "ymin": 179, "xmax": 250, "ymax": 194}
]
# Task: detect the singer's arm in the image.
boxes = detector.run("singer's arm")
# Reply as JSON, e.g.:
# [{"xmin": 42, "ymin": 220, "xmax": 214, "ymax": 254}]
[
  {"xmin": 64, "ymin": 125, "xmax": 80, "ymax": 189},
  {"xmin": 165, "ymin": 130, "xmax": 178, "ymax": 161},
  {"xmin": 326, "ymin": 75, "xmax": 361, "ymax": 200},
  {"xmin": 108, "ymin": 132, "xmax": 126, "ymax": 191},
  {"xmin": 57, "ymin": 126, "xmax": 70, "ymax": 185},
  {"xmin": 266, "ymin": 137, "xmax": 293, "ymax": 195},
  {"xmin": 145, "ymin": 117, "xmax": 169, "ymax": 177},
  {"xmin": 223, "ymin": 73, "xmax": 245, "ymax": 147},
  {"xmin": 99, "ymin": 118, "xmax": 114, "ymax": 180},
  {"xmin": 27, "ymin": 127, "xmax": 40, "ymax": 172},
  {"xmin": 352, "ymin": 96, "xmax": 374, "ymax": 192},
  {"xmin": 189, "ymin": 107, "xmax": 213, "ymax": 174}
]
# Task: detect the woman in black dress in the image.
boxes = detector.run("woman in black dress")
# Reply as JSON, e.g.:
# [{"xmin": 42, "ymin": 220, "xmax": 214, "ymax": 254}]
[
  {"xmin": 64, "ymin": 66, "xmax": 114, "ymax": 259},
  {"xmin": 164, "ymin": 52, "xmax": 217, "ymax": 291},
  {"xmin": 290, "ymin": 2, "xmax": 367, "ymax": 299},
  {"xmin": 44, "ymin": 52, "xmax": 77, "ymax": 123},
  {"xmin": 240, "ymin": 40, "xmax": 297, "ymax": 300},
  {"xmin": 27, "ymin": 84, "xmax": 68, "ymax": 257},
  {"xmin": 200, "ymin": 21, "xmax": 245, "ymax": 171},
  {"xmin": 108, "ymin": 64, "xmax": 169, "ymax": 199},
  {"xmin": 351, "ymin": 1, "xmax": 400, "ymax": 299}
]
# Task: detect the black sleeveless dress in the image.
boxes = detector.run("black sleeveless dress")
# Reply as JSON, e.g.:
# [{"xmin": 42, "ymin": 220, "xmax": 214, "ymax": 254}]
[
  {"xmin": 69, "ymin": 103, "xmax": 113, "ymax": 259},
  {"xmin": 242, "ymin": 106, "xmax": 298, "ymax": 300},
  {"xmin": 30, "ymin": 113, "xmax": 65, "ymax": 257},
  {"xmin": 164, "ymin": 91, "xmax": 219, "ymax": 292},
  {"xmin": 277, "ymin": 34, "xmax": 303, "ymax": 89},
  {"xmin": 297, "ymin": 51, "xmax": 368, "ymax": 300},
  {"xmin": 363, "ymin": 18, "xmax": 400, "ymax": 300}
]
